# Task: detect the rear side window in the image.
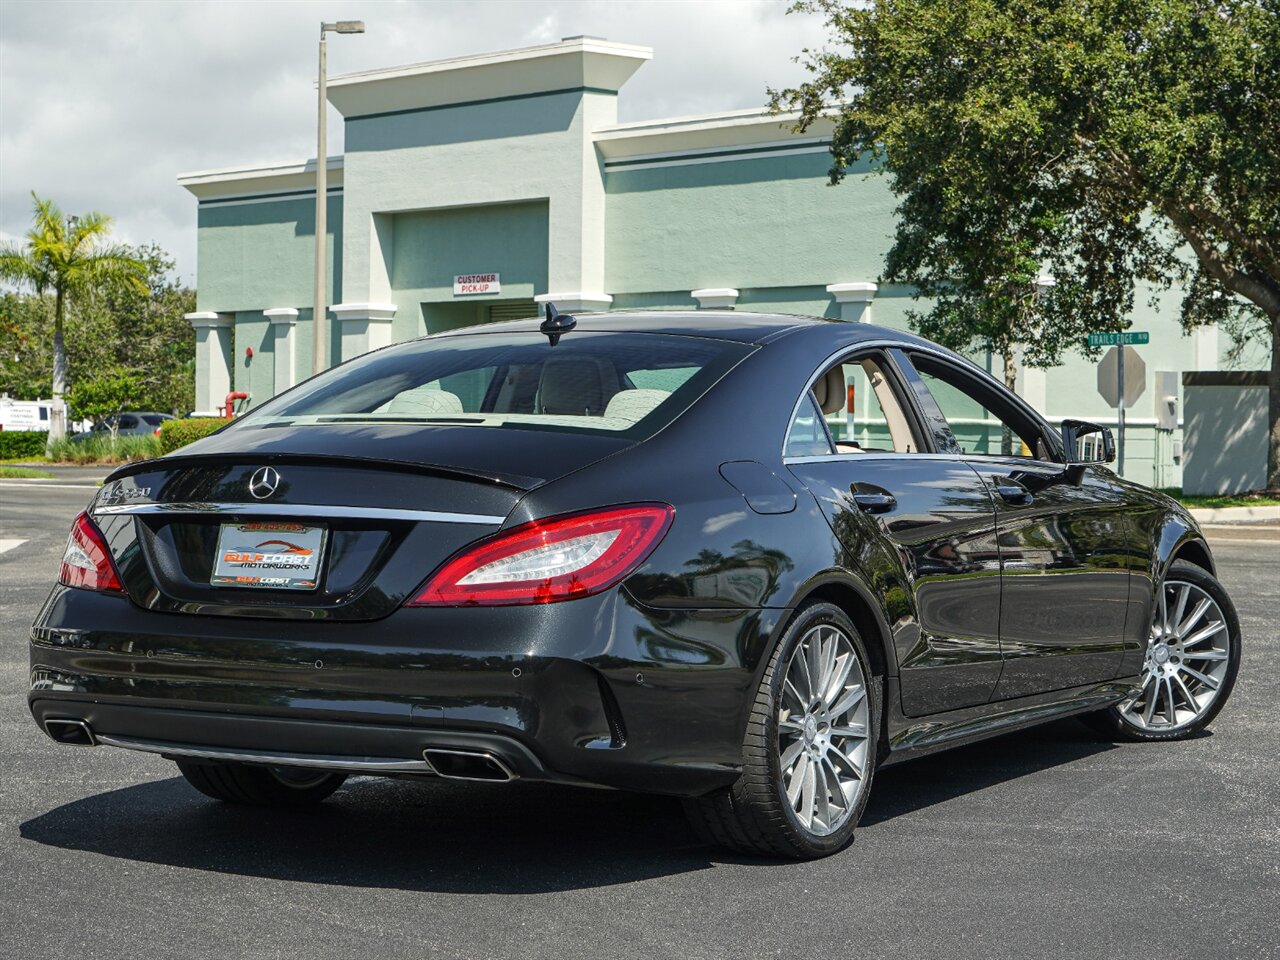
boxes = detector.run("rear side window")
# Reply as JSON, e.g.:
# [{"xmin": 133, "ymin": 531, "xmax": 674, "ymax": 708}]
[
  {"xmin": 786, "ymin": 394, "xmax": 835, "ymax": 458},
  {"xmin": 117, "ymin": 415, "xmax": 139, "ymax": 429},
  {"xmin": 141, "ymin": 415, "xmax": 167, "ymax": 426},
  {"xmin": 239, "ymin": 332, "xmax": 753, "ymax": 440}
]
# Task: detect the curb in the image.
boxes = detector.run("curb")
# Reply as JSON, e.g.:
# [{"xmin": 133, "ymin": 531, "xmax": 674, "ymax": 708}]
[{"xmin": 1188, "ymin": 505, "xmax": 1280, "ymax": 524}]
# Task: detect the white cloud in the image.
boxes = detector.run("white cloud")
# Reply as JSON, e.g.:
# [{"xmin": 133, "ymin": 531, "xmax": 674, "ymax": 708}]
[{"xmin": 0, "ymin": 0, "xmax": 823, "ymax": 286}]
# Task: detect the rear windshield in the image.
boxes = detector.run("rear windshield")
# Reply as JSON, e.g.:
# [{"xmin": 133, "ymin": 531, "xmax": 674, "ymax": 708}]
[{"xmin": 235, "ymin": 332, "xmax": 753, "ymax": 440}]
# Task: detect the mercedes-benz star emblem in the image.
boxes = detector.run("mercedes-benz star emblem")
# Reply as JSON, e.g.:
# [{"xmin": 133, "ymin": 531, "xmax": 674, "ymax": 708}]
[{"xmin": 248, "ymin": 466, "xmax": 281, "ymax": 500}]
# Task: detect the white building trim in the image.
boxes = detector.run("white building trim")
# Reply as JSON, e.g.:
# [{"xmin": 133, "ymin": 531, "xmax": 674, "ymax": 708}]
[
  {"xmin": 691, "ymin": 288, "xmax": 740, "ymax": 310},
  {"xmin": 265, "ymin": 309, "xmax": 299, "ymax": 392},
  {"xmin": 185, "ymin": 312, "xmax": 233, "ymax": 416},
  {"xmin": 827, "ymin": 282, "xmax": 878, "ymax": 322},
  {"xmin": 534, "ymin": 292, "xmax": 613, "ymax": 313},
  {"xmin": 332, "ymin": 303, "xmax": 397, "ymax": 361},
  {"xmin": 178, "ymin": 157, "xmax": 344, "ymax": 202}
]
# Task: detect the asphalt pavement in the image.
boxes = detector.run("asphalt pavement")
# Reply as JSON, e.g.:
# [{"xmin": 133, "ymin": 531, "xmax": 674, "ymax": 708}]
[{"xmin": 2, "ymin": 482, "xmax": 1277, "ymax": 959}]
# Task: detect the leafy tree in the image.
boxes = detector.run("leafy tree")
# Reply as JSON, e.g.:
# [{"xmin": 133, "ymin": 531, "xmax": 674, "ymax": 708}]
[
  {"xmin": 0, "ymin": 194, "xmax": 147, "ymax": 438},
  {"xmin": 67, "ymin": 371, "xmax": 145, "ymax": 436},
  {"xmin": 0, "ymin": 242, "xmax": 195, "ymax": 416},
  {"xmin": 772, "ymin": 0, "xmax": 1280, "ymax": 488}
]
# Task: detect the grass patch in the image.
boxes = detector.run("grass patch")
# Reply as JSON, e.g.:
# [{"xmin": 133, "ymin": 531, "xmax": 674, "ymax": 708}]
[
  {"xmin": 1160, "ymin": 487, "xmax": 1280, "ymax": 509},
  {"xmin": 44, "ymin": 434, "xmax": 160, "ymax": 465},
  {"xmin": 0, "ymin": 465, "xmax": 54, "ymax": 479}
]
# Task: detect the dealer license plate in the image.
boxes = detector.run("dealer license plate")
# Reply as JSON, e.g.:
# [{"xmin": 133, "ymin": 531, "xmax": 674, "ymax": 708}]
[{"xmin": 211, "ymin": 521, "xmax": 327, "ymax": 591}]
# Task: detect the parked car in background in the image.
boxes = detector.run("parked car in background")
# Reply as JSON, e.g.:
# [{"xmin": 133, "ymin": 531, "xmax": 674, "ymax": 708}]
[{"xmin": 71, "ymin": 412, "xmax": 174, "ymax": 441}]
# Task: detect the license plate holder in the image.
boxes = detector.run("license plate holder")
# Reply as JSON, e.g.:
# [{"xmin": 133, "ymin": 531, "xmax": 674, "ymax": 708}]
[{"xmin": 211, "ymin": 521, "xmax": 327, "ymax": 591}]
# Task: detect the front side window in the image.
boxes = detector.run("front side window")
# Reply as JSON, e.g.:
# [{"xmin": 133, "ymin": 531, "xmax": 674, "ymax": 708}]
[
  {"xmin": 236, "ymin": 332, "xmax": 753, "ymax": 441},
  {"xmin": 909, "ymin": 354, "xmax": 1054, "ymax": 460}
]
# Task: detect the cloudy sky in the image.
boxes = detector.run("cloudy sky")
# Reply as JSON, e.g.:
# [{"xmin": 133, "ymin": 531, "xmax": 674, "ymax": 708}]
[{"xmin": 0, "ymin": 0, "xmax": 826, "ymax": 285}]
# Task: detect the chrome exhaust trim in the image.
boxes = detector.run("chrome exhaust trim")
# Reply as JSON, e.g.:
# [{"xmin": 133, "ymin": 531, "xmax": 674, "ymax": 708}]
[
  {"xmin": 423, "ymin": 748, "xmax": 518, "ymax": 782},
  {"xmin": 95, "ymin": 734, "xmax": 435, "ymax": 774},
  {"xmin": 44, "ymin": 718, "xmax": 97, "ymax": 746}
]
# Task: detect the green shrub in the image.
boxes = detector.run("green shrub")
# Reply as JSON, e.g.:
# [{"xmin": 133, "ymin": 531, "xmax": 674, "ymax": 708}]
[
  {"xmin": 45, "ymin": 434, "xmax": 161, "ymax": 464},
  {"xmin": 0, "ymin": 430, "xmax": 49, "ymax": 460},
  {"xmin": 159, "ymin": 417, "xmax": 225, "ymax": 454}
]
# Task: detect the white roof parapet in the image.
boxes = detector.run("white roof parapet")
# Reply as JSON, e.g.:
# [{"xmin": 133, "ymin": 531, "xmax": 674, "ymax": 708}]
[
  {"xmin": 827, "ymin": 282, "xmax": 878, "ymax": 303},
  {"xmin": 327, "ymin": 36, "xmax": 651, "ymax": 119},
  {"xmin": 177, "ymin": 156, "xmax": 344, "ymax": 200},
  {"xmin": 594, "ymin": 105, "xmax": 839, "ymax": 161}
]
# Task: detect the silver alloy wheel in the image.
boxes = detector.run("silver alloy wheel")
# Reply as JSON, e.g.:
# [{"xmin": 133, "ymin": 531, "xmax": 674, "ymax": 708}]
[
  {"xmin": 778, "ymin": 623, "xmax": 870, "ymax": 836},
  {"xmin": 1119, "ymin": 579, "xmax": 1232, "ymax": 732}
]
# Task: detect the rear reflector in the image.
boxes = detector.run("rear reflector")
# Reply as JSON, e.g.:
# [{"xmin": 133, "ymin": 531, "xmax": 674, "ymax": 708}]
[
  {"xmin": 407, "ymin": 503, "xmax": 674, "ymax": 606},
  {"xmin": 59, "ymin": 511, "xmax": 125, "ymax": 594}
]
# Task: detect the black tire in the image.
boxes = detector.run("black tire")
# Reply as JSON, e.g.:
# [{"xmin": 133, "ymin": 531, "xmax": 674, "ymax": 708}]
[
  {"xmin": 683, "ymin": 600, "xmax": 879, "ymax": 859},
  {"xmin": 1085, "ymin": 559, "xmax": 1241, "ymax": 742},
  {"xmin": 176, "ymin": 759, "xmax": 347, "ymax": 806}
]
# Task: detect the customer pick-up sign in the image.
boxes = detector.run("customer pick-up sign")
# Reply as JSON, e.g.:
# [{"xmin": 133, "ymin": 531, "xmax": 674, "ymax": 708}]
[{"xmin": 454, "ymin": 273, "xmax": 500, "ymax": 296}]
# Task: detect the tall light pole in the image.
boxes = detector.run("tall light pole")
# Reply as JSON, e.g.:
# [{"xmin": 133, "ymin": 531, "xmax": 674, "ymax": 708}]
[{"xmin": 313, "ymin": 20, "xmax": 364, "ymax": 376}]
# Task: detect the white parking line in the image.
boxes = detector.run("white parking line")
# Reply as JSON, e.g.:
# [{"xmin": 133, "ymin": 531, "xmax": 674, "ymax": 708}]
[{"xmin": 0, "ymin": 539, "xmax": 28, "ymax": 555}]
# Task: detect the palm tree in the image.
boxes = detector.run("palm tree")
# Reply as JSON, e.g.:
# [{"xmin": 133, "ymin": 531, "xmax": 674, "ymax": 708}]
[{"xmin": 0, "ymin": 193, "xmax": 146, "ymax": 440}]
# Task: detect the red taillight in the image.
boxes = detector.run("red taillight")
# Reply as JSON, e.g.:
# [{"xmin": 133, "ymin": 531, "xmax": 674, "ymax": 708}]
[
  {"xmin": 59, "ymin": 511, "xmax": 125, "ymax": 594},
  {"xmin": 407, "ymin": 503, "xmax": 674, "ymax": 607}
]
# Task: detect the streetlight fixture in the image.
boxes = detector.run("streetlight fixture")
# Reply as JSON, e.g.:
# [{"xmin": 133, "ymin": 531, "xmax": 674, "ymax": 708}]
[{"xmin": 313, "ymin": 19, "xmax": 365, "ymax": 377}]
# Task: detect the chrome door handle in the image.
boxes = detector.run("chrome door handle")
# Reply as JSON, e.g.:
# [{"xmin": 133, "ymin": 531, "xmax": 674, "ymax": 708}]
[
  {"xmin": 851, "ymin": 486, "xmax": 897, "ymax": 514},
  {"xmin": 993, "ymin": 479, "xmax": 1033, "ymax": 506}
]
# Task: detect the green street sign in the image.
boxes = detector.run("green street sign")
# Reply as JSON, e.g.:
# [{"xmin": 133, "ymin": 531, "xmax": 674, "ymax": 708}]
[{"xmin": 1088, "ymin": 331, "xmax": 1150, "ymax": 346}]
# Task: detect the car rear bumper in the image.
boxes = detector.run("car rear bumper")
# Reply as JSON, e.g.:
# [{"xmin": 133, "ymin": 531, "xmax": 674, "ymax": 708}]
[{"xmin": 29, "ymin": 585, "xmax": 781, "ymax": 796}]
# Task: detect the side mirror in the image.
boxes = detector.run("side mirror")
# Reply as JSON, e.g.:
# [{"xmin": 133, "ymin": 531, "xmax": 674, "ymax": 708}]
[{"xmin": 1061, "ymin": 419, "xmax": 1115, "ymax": 464}]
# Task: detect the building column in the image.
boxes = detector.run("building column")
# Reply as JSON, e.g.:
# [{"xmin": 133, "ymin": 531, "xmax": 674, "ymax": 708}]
[
  {"xmin": 533, "ymin": 292, "xmax": 613, "ymax": 314},
  {"xmin": 264, "ymin": 308, "xmax": 298, "ymax": 393},
  {"xmin": 332, "ymin": 303, "xmax": 397, "ymax": 362},
  {"xmin": 826, "ymin": 282, "xmax": 878, "ymax": 322},
  {"xmin": 691, "ymin": 288, "xmax": 740, "ymax": 310},
  {"xmin": 186, "ymin": 312, "xmax": 233, "ymax": 417}
]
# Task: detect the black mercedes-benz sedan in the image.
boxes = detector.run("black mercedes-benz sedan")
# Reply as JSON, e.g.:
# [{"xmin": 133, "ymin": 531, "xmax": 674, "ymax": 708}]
[{"xmin": 29, "ymin": 309, "xmax": 1241, "ymax": 859}]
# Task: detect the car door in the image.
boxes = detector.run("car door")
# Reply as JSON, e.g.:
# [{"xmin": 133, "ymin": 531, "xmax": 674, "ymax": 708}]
[
  {"xmin": 784, "ymin": 348, "xmax": 1004, "ymax": 716},
  {"xmin": 899, "ymin": 350, "xmax": 1132, "ymax": 699}
]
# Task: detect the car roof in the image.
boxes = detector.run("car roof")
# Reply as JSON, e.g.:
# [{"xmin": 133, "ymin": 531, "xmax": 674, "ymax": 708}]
[{"xmin": 427, "ymin": 310, "xmax": 921, "ymax": 346}]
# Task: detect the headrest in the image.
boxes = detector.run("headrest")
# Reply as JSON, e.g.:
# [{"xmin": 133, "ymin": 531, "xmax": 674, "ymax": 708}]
[
  {"xmin": 385, "ymin": 387, "xmax": 464, "ymax": 417},
  {"xmin": 537, "ymin": 356, "xmax": 617, "ymax": 416},
  {"xmin": 603, "ymin": 388, "xmax": 670, "ymax": 424},
  {"xmin": 812, "ymin": 366, "xmax": 846, "ymax": 415}
]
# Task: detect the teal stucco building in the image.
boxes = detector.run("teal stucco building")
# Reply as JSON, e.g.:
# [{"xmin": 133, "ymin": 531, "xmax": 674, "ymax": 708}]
[{"xmin": 180, "ymin": 36, "xmax": 1227, "ymax": 486}]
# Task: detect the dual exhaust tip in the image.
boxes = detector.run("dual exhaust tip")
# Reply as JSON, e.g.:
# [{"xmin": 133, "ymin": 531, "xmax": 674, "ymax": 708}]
[
  {"xmin": 44, "ymin": 718, "xmax": 97, "ymax": 747},
  {"xmin": 422, "ymin": 748, "xmax": 516, "ymax": 782},
  {"xmin": 42, "ymin": 718, "xmax": 517, "ymax": 782}
]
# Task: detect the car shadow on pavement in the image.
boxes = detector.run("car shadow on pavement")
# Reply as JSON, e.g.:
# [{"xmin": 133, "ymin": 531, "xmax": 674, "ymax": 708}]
[
  {"xmin": 20, "ymin": 718, "xmax": 1128, "ymax": 892},
  {"xmin": 861, "ymin": 717, "xmax": 1124, "ymax": 826}
]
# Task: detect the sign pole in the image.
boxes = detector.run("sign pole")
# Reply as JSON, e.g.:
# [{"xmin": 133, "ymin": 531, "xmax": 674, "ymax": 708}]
[{"xmin": 1117, "ymin": 347, "xmax": 1126, "ymax": 476}]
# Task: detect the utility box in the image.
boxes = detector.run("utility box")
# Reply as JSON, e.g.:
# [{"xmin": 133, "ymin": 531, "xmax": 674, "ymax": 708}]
[
  {"xmin": 1155, "ymin": 371, "xmax": 1179, "ymax": 431},
  {"xmin": 1182, "ymin": 371, "xmax": 1268, "ymax": 495}
]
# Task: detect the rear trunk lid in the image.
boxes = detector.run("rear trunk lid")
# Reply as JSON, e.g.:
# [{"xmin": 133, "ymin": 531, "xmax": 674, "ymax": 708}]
[{"xmin": 91, "ymin": 422, "xmax": 629, "ymax": 621}]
